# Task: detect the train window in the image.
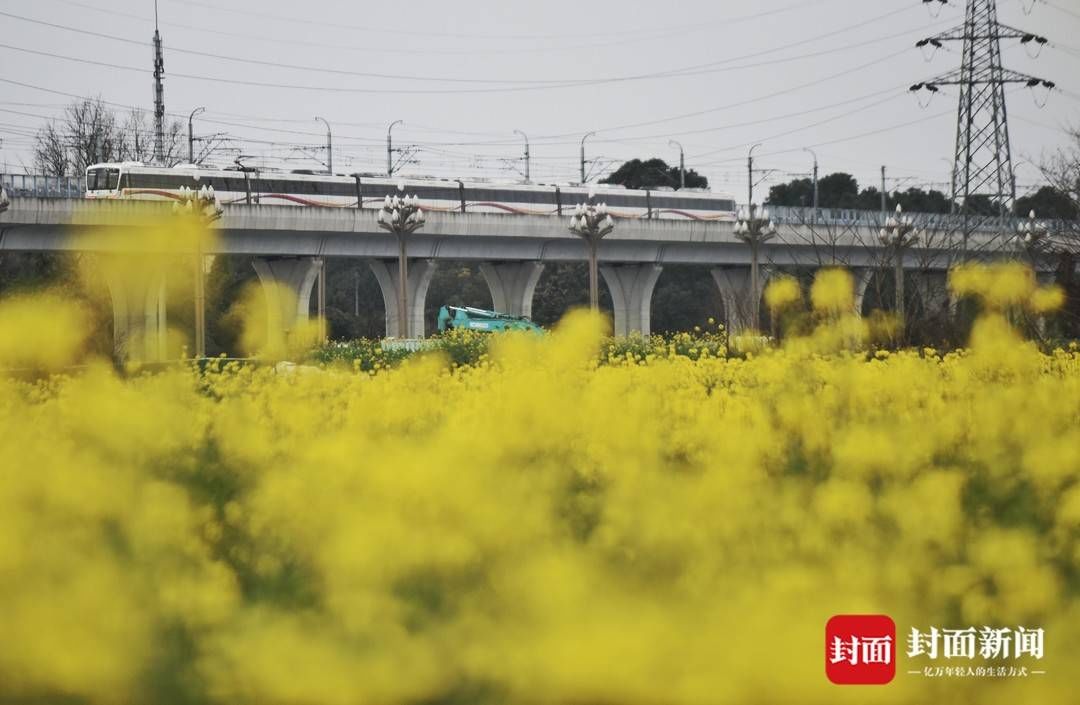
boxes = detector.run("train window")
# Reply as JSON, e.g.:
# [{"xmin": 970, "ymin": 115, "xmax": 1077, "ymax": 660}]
[
  {"xmin": 233, "ymin": 178, "xmax": 250, "ymax": 194},
  {"xmin": 412, "ymin": 186, "xmax": 452, "ymax": 201},
  {"xmin": 365, "ymin": 184, "xmax": 394, "ymax": 200},
  {"xmin": 494, "ymin": 189, "xmax": 525, "ymax": 204},
  {"xmin": 126, "ymin": 172, "xmax": 154, "ymax": 189},
  {"xmin": 87, "ymin": 168, "xmax": 120, "ymax": 191},
  {"xmin": 329, "ymin": 180, "xmax": 357, "ymax": 197}
]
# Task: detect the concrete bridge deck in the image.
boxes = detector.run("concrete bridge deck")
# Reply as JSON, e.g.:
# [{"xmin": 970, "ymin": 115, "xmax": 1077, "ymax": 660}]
[{"xmin": 0, "ymin": 198, "xmax": 1065, "ymax": 359}]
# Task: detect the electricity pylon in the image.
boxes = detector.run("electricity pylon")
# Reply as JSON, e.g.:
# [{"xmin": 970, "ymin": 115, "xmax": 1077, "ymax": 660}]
[{"xmin": 910, "ymin": 0, "xmax": 1054, "ymax": 219}]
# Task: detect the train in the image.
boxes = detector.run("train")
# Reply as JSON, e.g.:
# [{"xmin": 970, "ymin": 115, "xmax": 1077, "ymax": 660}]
[{"xmin": 84, "ymin": 162, "xmax": 737, "ymax": 221}]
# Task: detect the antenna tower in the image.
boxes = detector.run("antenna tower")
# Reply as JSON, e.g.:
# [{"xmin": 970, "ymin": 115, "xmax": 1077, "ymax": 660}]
[
  {"xmin": 152, "ymin": 0, "xmax": 166, "ymax": 165},
  {"xmin": 910, "ymin": 0, "xmax": 1054, "ymax": 218}
]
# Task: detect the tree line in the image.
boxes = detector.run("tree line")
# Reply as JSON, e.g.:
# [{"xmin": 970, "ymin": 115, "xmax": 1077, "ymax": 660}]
[{"xmin": 766, "ymin": 169, "xmax": 1079, "ymax": 220}]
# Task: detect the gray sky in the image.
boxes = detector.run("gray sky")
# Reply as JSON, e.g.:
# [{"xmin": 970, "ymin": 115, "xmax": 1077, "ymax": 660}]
[{"xmin": 1, "ymin": 0, "xmax": 1077, "ymax": 202}]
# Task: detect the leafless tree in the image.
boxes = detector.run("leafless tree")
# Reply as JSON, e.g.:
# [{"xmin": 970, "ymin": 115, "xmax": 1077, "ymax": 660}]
[
  {"xmin": 1035, "ymin": 125, "xmax": 1080, "ymax": 336},
  {"xmin": 32, "ymin": 122, "xmax": 69, "ymax": 177},
  {"xmin": 33, "ymin": 98, "xmax": 120, "ymax": 176},
  {"xmin": 1038, "ymin": 125, "xmax": 1080, "ymax": 251},
  {"xmin": 33, "ymin": 98, "xmax": 189, "ymax": 176}
]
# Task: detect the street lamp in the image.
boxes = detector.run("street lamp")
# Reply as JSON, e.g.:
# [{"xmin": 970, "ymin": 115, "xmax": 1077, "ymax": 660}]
[
  {"xmin": 1016, "ymin": 209, "xmax": 1048, "ymax": 266},
  {"xmin": 173, "ymin": 185, "xmax": 222, "ymax": 223},
  {"xmin": 879, "ymin": 203, "xmax": 920, "ymax": 319},
  {"xmin": 377, "ymin": 182, "xmax": 426, "ymax": 338},
  {"xmin": 568, "ymin": 189, "xmax": 615, "ymax": 310},
  {"xmin": 188, "ymin": 106, "xmax": 205, "ymax": 164},
  {"xmin": 173, "ymin": 185, "xmax": 222, "ymax": 359},
  {"xmin": 514, "ymin": 129, "xmax": 530, "ymax": 183},
  {"xmin": 315, "ymin": 116, "xmax": 333, "ymax": 175},
  {"xmin": 669, "ymin": 140, "xmax": 685, "ymax": 189},
  {"xmin": 387, "ymin": 120, "xmax": 404, "ymax": 176},
  {"xmin": 580, "ymin": 131, "xmax": 596, "ymax": 184},
  {"xmin": 734, "ymin": 204, "xmax": 778, "ymax": 331}
]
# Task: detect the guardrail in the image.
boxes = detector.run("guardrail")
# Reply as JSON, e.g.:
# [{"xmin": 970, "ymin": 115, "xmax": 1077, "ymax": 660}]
[{"xmin": 1, "ymin": 173, "xmax": 83, "ymax": 199}]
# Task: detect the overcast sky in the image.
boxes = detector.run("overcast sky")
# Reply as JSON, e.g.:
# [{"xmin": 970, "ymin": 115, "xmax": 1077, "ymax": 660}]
[{"xmin": 0, "ymin": 0, "xmax": 1077, "ymax": 202}]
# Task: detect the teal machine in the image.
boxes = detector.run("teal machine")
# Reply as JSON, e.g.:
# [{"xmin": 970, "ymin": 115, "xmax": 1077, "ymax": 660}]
[{"xmin": 437, "ymin": 306, "xmax": 543, "ymax": 334}]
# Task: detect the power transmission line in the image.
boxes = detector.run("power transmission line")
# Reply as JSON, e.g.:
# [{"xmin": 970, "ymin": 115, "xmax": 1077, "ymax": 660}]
[
  {"xmin": 158, "ymin": 0, "xmax": 833, "ymax": 42},
  {"xmin": 0, "ymin": 8, "xmax": 944, "ymax": 94},
  {"xmin": 41, "ymin": 0, "xmax": 840, "ymax": 57},
  {"xmin": 694, "ymin": 110, "xmax": 954, "ymax": 167},
  {"xmin": 1041, "ymin": 0, "xmax": 1080, "ymax": 23}
]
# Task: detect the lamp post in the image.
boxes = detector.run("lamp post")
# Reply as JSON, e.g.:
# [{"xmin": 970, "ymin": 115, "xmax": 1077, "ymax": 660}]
[
  {"xmin": 315, "ymin": 116, "xmax": 333, "ymax": 175},
  {"xmin": 173, "ymin": 185, "xmax": 222, "ymax": 358},
  {"xmin": 568, "ymin": 190, "xmax": 615, "ymax": 310},
  {"xmin": 514, "ymin": 129, "xmax": 530, "ymax": 183},
  {"xmin": 580, "ymin": 131, "xmax": 596, "ymax": 184},
  {"xmin": 879, "ymin": 204, "xmax": 920, "ymax": 319},
  {"xmin": 747, "ymin": 143, "xmax": 763, "ymax": 211},
  {"xmin": 803, "ymin": 147, "xmax": 819, "ymax": 214},
  {"xmin": 377, "ymin": 183, "xmax": 426, "ymax": 338},
  {"xmin": 1016, "ymin": 209, "xmax": 1048, "ymax": 267},
  {"xmin": 734, "ymin": 204, "xmax": 778, "ymax": 331},
  {"xmin": 939, "ymin": 156, "xmax": 958, "ymax": 214},
  {"xmin": 312, "ymin": 115, "xmax": 332, "ymax": 343},
  {"xmin": 880, "ymin": 165, "xmax": 888, "ymax": 216},
  {"xmin": 669, "ymin": 140, "xmax": 685, "ymax": 189},
  {"xmin": 188, "ymin": 106, "xmax": 205, "ymax": 164},
  {"xmin": 387, "ymin": 120, "xmax": 403, "ymax": 176}
]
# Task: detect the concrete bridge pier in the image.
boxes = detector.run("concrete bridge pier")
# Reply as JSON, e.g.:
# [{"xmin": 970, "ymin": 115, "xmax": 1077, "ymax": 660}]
[
  {"xmin": 711, "ymin": 266, "xmax": 771, "ymax": 334},
  {"xmin": 369, "ymin": 258, "xmax": 437, "ymax": 338},
  {"xmin": 480, "ymin": 261, "xmax": 544, "ymax": 318},
  {"xmin": 251, "ymin": 256, "xmax": 322, "ymax": 348},
  {"xmin": 914, "ymin": 270, "xmax": 953, "ymax": 318},
  {"xmin": 600, "ymin": 263, "xmax": 662, "ymax": 336},
  {"xmin": 100, "ymin": 255, "xmax": 168, "ymax": 362},
  {"xmin": 852, "ymin": 267, "xmax": 875, "ymax": 317}
]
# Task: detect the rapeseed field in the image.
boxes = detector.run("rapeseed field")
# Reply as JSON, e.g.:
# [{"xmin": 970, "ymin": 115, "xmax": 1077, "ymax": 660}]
[{"xmin": 0, "ymin": 240, "xmax": 1078, "ymax": 704}]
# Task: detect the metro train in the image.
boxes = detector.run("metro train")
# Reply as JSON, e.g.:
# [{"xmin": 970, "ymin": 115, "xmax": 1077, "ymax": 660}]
[{"xmin": 85, "ymin": 162, "xmax": 738, "ymax": 221}]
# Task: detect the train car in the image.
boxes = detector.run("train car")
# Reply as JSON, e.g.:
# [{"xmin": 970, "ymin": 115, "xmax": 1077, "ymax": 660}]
[{"xmin": 85, "ymin": 162, "xmax": 737, "ymax": 222}]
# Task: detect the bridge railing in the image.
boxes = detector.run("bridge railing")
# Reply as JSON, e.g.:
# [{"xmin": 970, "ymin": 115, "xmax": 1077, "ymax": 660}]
[
  {"xmin": 1, "ymin": 173, "xmax": 83, "ymax": 199},
  {"xmin": 764, "ymin": 205, "xmax": 1076, "ymax": 235},
  {"xmin": 2, "ymin": 184, "xmax": 1076, "ymax": 240}
]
